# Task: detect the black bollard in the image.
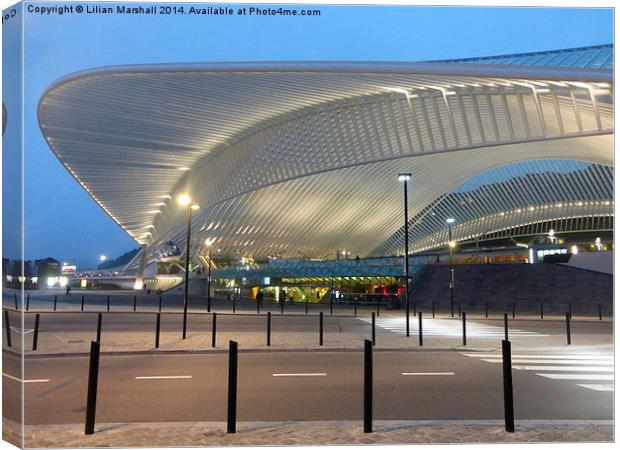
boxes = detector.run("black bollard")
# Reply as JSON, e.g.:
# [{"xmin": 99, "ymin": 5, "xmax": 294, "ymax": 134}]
[
  {"xmin": 233, "ymin": 295, "xmax": 236, "ymax": 314},
  {"xmin": 133, "ymin": 295, "xmax": 137, "ymax": 312},
  {"xmin": 4, "ymin": 311, "xmax": 11, "ymax": 348},
  {"xmin": 354, "ymin": 298, "xmax": 357, "ymax": 316},
  {"xmin": 256, "ymin": 297, "xmax": 260, "ymax": 315},
  {"xmin": 280, "ymin": 298, "xmax": 284, "ymax": 315},
  {"xmin": 305, "ymin": 297, "xmax": 309, "ymax": 315},
  {"xmin": 371, "ymin": 312, "xmax": 376, "ymax": 346},
  {"xmin": 81, "ymin": 295, "xmax": 85, "ymax": 312},
  {"xmin": 330, "ymin": 295, "xmax": 333, "ymax": 316},
  {"xmin": 155, "ymin": 313, "xmax": 161, "ymax": 349},
  {"xmin": 485, "ymin": 302, "xmax": 488, "ymax": 319},
  {"xmin": 14, "ymin": 293, "xmax": 18, "ymax": 311},
  {"xmin": 26, "ymin": 294, "xmax": 30, "ymax": 311},
  {"xmin": 418, "ymin": 311, "xmax": 423, "ymax": 347},
  {"xmin": 565, "ymin": 312, "xmax": 571, "ymax": 345},
  {"xmin": 462, "ymin": 312, "xmax": 467, "ymax": 346},
  {"xmin": 458, "ymin": 301, "xmax": 461, "ymax": 318},
  {"xmin": 432, "ymin": 301, "xmax": 435, "ymax": 318},
  {"xmin": 212, "ymin": 313, "xmax": 217, "ymax": 348},
  {"xmin": 502, "ymin": 340, "xmax": 515, "ymax": 433},
  {"xmin": 106, "ymin": 295, "xmax": 110, "ymax": 312},
  {"xmin": 84, "ymin": 341, "xmax": 101, "ymax": 435},
  {"xmin": 96, "ymin": 313, "xmax": 102, "ymax": 344},
  {"xmin": 364, "ymin": 339, "xmax": 373, "ymax": 433},
  {"xmin": 540, "ymin": 302, "xmax": 543, "ymax": 319},
  {"xmin": 512, "ymin": 302, "xmax": 515, "ymax": 319},
  {"xmin": 158, "ymin": 295, "xmax": 163, "ymax": 313},
  {"xmin": 53, "ymin": 295, "xmax": 58, "ymax": 312},
  {"xmin": 32, "ymin": 314, "xmax": 40, "ymax": 351},
  {"xmin": 267, "ymin": 312, "xmax": 271, "ymax": 347},
  {"xmin": 413, "ymin": 299, "xmax": 416, "ymax": 315},
  {"xmin": 319, "ymin": 312, "xmax": 324, "ymax": 346},
  {"xmin": 227, "ymin": 341, "xmax": 238, "ymax": 434},
  {"xmin": 598, "ymin": 303, "xmax": 602, "ymax": 321},
  {"xmin": 504, "ymin": 313, "xmax": 509, "ymax": 341}
]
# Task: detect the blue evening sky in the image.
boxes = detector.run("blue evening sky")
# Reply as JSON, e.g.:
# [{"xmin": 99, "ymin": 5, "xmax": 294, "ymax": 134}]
[{"xmin": 8, "ymin": 2, "xmax": 615, "ymax": 268}]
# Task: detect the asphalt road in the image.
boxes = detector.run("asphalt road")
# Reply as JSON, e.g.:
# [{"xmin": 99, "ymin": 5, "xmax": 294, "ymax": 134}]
[{"xmin": 2, "ymin": 349, "xmax": 613, "ymax": 425}]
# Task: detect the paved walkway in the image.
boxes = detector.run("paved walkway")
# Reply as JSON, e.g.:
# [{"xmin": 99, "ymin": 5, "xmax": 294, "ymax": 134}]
[{"xmin": 3, "ymin": 419, "xmax": 612, "ymax": 447}]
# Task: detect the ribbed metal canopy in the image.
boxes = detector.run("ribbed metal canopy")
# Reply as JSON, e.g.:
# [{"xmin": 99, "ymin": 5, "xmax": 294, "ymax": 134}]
[{"xmin": 38, "ymin": 46, "xmax": 613, "ymax": 264}]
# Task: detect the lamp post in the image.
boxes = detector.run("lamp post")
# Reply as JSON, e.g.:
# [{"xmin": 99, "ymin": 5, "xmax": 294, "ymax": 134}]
[
  {"xmin": 398, "ymin": 173, "xmax": 411, "ymax": 337},
  {"xmin": 178, "ymin": 194, "xmax": 199, "ymax": 340},
  {"xmin": 446, "ymin": 218, "xmax": 456, "ymax": 317},
  {"xmin": 206, "ymin": 238, "xmax": 213, "ymax": 312}
]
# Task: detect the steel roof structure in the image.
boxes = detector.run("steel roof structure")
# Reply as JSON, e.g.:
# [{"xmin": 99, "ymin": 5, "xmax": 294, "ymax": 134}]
[{"xmin": 38, "ymin": 45, "xmax": 613, "ymax": 270}]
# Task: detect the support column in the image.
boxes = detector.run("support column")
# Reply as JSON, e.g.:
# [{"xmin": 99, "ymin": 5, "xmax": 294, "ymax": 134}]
[{"xmin": 133, "ymin": 244, "xmax": 148, "ymax": 290}]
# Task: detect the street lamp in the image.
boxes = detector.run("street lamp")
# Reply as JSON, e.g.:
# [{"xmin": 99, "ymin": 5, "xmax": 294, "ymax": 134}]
[
  {"xmin": 178, "ymin": 194, "xmax": 200, "ymax": 339},
  {"xmin": 205, "ymin": 237, "xmax": 214, "ymax": 312},
  {"xmin": 99, "ymin": 255, "xmax": 107, "ymax": 262},
  {"xmin": 446, "ymin": 218, "xmax": 456, "ymax": 317},
  {"xmin": 398, "ymin": 172, "xmax": 411, "ymax": 337}
]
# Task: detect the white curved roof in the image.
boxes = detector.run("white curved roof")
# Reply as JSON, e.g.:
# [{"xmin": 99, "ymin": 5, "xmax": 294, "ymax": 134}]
[{"xmin": 38, "ymin": 46, "xmax": 614, "ymax": 261}]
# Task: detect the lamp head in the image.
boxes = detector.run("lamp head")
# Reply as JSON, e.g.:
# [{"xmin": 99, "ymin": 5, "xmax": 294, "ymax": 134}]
[
  {"xmin": 177, "ymin": 194, "xmax": 191, "ymax": 206},
  {"xmin": 398, "ymin": 173, "xmax": 412, "ymax": 182},
  {"xmin": 446, "ymin": 217, "xmax": 456, "ymax": 224}
]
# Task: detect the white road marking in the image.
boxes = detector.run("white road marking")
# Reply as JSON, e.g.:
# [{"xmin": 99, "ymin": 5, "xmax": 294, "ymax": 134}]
[
  {"xmin": 513, "ymin": 365, "xmax": 613, "ymax": 372},
  {"xmin": 463, "ymin": 354, "xmax": 612, "ymax": 360},
  {"xmin": 576, "ymin": 384, "xmax": 614, "ymax": 392},
  {"xmin": 2, "ymin": 373, "xmax": 50, "ymax": 383},
  {"xmin": 272, "ymin": 373, "xmax": 327, "ymax": 377},
  {"xmin": 402, "ymin": 372, "xmax": 455, "ymax": 376},
  {"xmin": 537, "ymin": 374, "xmax": 614, "ymax": 381},
  {"xmin": 480, "ymin": 359, "xmax": 612, "ymax": 365},
  {"xmin": 135, "ymin": 375, "xmax": 192, "ymax": 380}
]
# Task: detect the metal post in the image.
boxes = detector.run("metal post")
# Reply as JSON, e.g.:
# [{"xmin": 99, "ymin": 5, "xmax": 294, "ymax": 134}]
[
  {"xmin": 330, "ymin": 279, "xmax": 334, "ymax": 316},
  {"xmin": 26, "ymin": 294, "xmax": 30, "ymax": 310},
  {"xmin": 305, "ymin": 296, "xmax": 309, "ymax": 315},
  {"xmin": 26, "ymin": 294, "xmax": 30, "ymax": 311},
  {"xmin": 159, "ymin": 295, "xmax": 163, "ymax": 313},
  {"xmin": 485, "ymin": 302, "xmax": 488, "ymax": 319},
  {"xmin": 450, "ymin": 268, "xmax": 454, "ymax": 318},
  {"xmin": 4, "ymin": 311, "xmax": 11, "ymax": 348},
  {"xmin": 418, "ymin": 311, "xmax": 423, "ymax": 346},
  {"xmin": 227, "ymin": 340, "xmax": 238, "ymax": 434},
  {"xmin": 401, "ymin": 175, "xmax": 411, "ymax": 338},
  {"xmin": 207, "ymin": 246, "xmax": 212, "ymax": 313},
  {"xmin": 319, "ymin": 312, "xmax": 323, "ymax": 346},
  {"xmin": 212, "ymin": 313, "xmax": 217, "ymax": 348},
  {"xmin": 512, "ymin": 302, "xmax": 515, "ymax": 319},
  {"xmin": 565, "ymin": 312, "xmax": 571, "ymax": 345},
  {"xmin": 81, "ymin": 295, "xmax": 85, "ymax": 312},
  {"xmin": 354, "ymin": 298, "xmax": 357, "ymax": 316},
  {"xmin": 502, "ymin": 339, "xmax": 515, "ymax": 433},
  {"xmin": 84, "ymin": 340, "xmax": 100, "ymax": 435},
  {"xmin": 462, "ymin": 312, "xmax": 467, "ymax": 346},
  {"xmin": 267, "ymin": 312, "xmax": 271, "ymax": 347},
  {"xmin": 364, "ymin": 339, "xmax": 373, "ymax": 433},
  {"xmin": 504, "ymin": 313, "xmax": 509, "ymax": 341},
  {"xmin": 540, "ymin": 302, "xmax": 543, "ymax": 319},
  {"xmin": 233, "ymin": 294, "xmax": 236, "ymax": 314},
  {"xmin": 96, "ymin": 313, "xmax": 102, "ymax": 343},
  {"xmin": 280, "ymin": 295, "xmax": 285, "ymax": 315},
  {"xmin": 155, "ymin": 313, "xmax": 161, "ymax": 349},
  {"xmin": 432, "ymin": 301, "xmax": 435, "ymax": 318},
  {"xmin": 53, "ymin": 295, "xmax": 58, "ymax": 311},
  {"xmin": 106, "ymin": 295, "xmax": 110, "ymax": 312},
  {"xmin": 133, "ymin": 295, "xmax": 137, "ymax": 312},
  {"xmin": 32, "ymin": 314, "xmax": 40, "ymax": 351},
  {"xmin": 256, "ymin": 295, "xmax": 260, "ymax": 314},
  {"xmin": 371, "ymin": 312, "xmax": 376, "ymax": 346},
  {"xmin": 182, "ymin": 206, "xmax": 193, "ymax": 340},
  {"xmin": 598, "ymin": 303, "xmax": 602, "ymax": 321},
  {"xmin": 14, "ymin": 293, "xmax": 18, "ymax": 310}
]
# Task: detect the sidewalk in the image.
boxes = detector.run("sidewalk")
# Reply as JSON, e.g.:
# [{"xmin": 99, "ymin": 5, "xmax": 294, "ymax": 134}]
[{"xmin": 3, "ymin": 418, "xmax": 612, "ymax": 448}]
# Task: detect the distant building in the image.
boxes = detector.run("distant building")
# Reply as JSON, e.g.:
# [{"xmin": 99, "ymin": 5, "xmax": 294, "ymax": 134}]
[{"xmin": 35, "ymin": 257, "xmax": 61, "ymax": 279}]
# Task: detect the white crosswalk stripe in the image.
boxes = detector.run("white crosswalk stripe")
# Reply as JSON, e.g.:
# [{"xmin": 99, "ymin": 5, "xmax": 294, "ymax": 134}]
[
  {"xmin": 461, "ymin": 352, "xmax": 614, "ymax": 392},
  {"xmin": 363, "ymin": 317, "xmax": 547, "ymax": 338}
]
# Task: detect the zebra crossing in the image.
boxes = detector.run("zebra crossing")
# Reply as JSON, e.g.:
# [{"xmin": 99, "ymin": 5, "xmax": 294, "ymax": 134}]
[
  {"xmin": 362, "ymin": 316, "xmax": 547, "ymax": 338},
  {"xmin": 461, "ymin": 352, "xmax": 614, "ymax": 392}
]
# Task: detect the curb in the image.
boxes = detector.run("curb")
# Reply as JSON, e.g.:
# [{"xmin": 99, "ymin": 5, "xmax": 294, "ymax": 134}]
[{"xmin": 10, "ymin": 346, "xmax": 494, "ymax": 358}]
